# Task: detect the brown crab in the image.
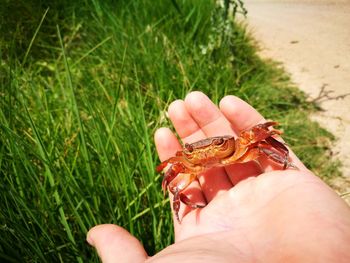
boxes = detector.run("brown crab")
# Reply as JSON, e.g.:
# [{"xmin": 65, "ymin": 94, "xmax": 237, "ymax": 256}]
[{"xmin": 156, "ymin": 121, "xmax": 296, "ymax": 222}]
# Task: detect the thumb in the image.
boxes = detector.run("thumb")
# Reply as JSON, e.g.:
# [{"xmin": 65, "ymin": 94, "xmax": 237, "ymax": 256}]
[{"xmin": 87, "ymin": 224, "xmax": 148, "ymax": 263}]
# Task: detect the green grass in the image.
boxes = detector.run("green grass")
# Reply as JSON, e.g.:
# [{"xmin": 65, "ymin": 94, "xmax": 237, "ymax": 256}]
[{"xmin": 0, "ymin": 0, "xmax": 340, "ymax": 261}]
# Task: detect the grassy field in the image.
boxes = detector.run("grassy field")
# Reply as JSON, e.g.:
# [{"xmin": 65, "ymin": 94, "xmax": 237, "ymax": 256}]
[{"xmin": 0, "ymin": 0, "xmax": 340, "ymax": 261}]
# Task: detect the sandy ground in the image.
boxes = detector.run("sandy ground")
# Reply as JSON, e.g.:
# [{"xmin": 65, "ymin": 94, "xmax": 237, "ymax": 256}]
[{"xmin": 243, "ymin": 0, "xmax": 350, "ymax": 201}]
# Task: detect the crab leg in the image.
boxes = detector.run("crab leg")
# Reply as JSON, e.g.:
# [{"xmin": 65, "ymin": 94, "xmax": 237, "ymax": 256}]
[
  {"xmin": 265, "ymin": 137, "xmax": 289, "ymax": 167},
  {"xmin": 172, "ymin": 191, "xmax": 181, "ymax": 222},
  {"xmin": 258, "ymin": 139, "xmax": 296, "ymax": 169},
  {"xmin": 157, "ymin": 155, "xmax": 195, "ymax": 193},
  {"xmin": 179, "ymin": 193, "xmax": 206, "ymax": 209},
  {"xmin": 171, "ymin": 191, "xmax": 205, "ymax": 223},
  {"xmin": 161, "ymin": 163, "xmax": 186, "ymax": 195},
  {"xmin": 265, "ymin": 136, "xmax": 289, "ymax": 154},
  {"xmin": 168, "ymin": 173, "xmax": 197, "ymax": 222}
]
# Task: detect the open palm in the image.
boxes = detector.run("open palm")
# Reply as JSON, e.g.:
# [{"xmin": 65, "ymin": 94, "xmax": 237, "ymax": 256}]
[{"xmin": 88, "ymin": 92, "xmax": 350, "ymax": 263}]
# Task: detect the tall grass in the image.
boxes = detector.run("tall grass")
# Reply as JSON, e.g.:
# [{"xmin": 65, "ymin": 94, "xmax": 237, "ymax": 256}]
[{"xmin": 0, "ymin": 0, "xmax": 339, "ymax": 261}]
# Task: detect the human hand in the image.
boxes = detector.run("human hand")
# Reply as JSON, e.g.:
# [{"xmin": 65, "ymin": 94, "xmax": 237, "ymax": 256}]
[{"xmin": 87, "ymin": 92, "xmax": 350, "ymax": 262}]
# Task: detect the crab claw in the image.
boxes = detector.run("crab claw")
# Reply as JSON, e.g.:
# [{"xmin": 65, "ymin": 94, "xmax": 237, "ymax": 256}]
[
  {"xmin": 156, "ymin": 162, "xmax": 168, "ymax": 173},
  {"xmin": 259, "ymin": 121, "xmax": 279, "ymax": 128},
  {"xmin": 251, "ymin": 121, "xmax": 282, "ymax": 139}
]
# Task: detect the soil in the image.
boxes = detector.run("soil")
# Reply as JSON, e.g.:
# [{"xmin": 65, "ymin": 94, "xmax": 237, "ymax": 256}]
[{"xmin": 243, "ymin": 0, "xmax": 350, "ymax": 203}]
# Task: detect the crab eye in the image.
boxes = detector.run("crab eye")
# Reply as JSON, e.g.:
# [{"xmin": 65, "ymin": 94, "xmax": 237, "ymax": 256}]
[
  {"xmin": 184, "ymin": 143, "xmax": 193, "ymax": 152},
  {"xmin": 213, "ymin": 138, "xmax": 224, "ymax": 145}
]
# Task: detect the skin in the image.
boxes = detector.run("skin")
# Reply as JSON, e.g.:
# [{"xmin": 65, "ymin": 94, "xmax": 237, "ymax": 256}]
[{"xmin": 87, "ymin": 91, "xmax": 350, "ymax": 263}]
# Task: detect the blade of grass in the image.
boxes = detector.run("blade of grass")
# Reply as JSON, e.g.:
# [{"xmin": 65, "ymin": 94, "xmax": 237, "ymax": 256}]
[
  {"xmin": 22, "ymin": 8, "xmax": 49, "ymax": 66},
  {"xmin": 56, "ymin": 25, "xmax": 96, "ymax": 210},
  {"xmin": 72, "ymin": 36, "xmax": 112, "ymax": 67},
  {"xmin": 22, "ymin": 101, "xmax": 82, "ymax": 263}
]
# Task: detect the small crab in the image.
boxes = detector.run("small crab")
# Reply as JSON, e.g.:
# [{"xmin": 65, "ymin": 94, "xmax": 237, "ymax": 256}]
[{"xmin": 156, "ymin": 121, "xmax": 296, "ymax": 222}]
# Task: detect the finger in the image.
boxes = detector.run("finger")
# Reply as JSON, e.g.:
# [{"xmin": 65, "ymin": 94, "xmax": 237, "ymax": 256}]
[
  {"xmin": 154, "ymin": 127, "xmax": 182, "ymax": 161},
  {"xmin": 184, "ymin": 91, "xmax": 235, "ymax": 137},
  {"xmin": 168, "ymin": 99, "xmax": 206, "ymax": 143},
  {"xmin": 169, "ymin": 95, "xmax": 233, "ymax": 201},
  {"xmin": 219, "ymin": 95, "xmax": 307, "ymax": 171},
  {"xmin": 87, "ymin": 224, "xmax": 148, "ymax": 263},
  {"xmin": 184, "ymin": 91, "xmax": 263, "ymax": 186},
  {"xmin": 225, "ymin": 162, "xmax": 262, "ymax": 185},
  {"xmin": 219, "ymin": 95, "xmax": 265, "ymax": 132},
  {"xmin": 154, "ymin": 128, "xmax": 206, "ymax": 228}
]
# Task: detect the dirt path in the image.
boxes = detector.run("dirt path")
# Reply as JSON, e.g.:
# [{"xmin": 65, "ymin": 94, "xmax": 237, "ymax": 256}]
[{"xmin": 243, "ymin": 0, "xmax": 350, "ymax": 200}]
